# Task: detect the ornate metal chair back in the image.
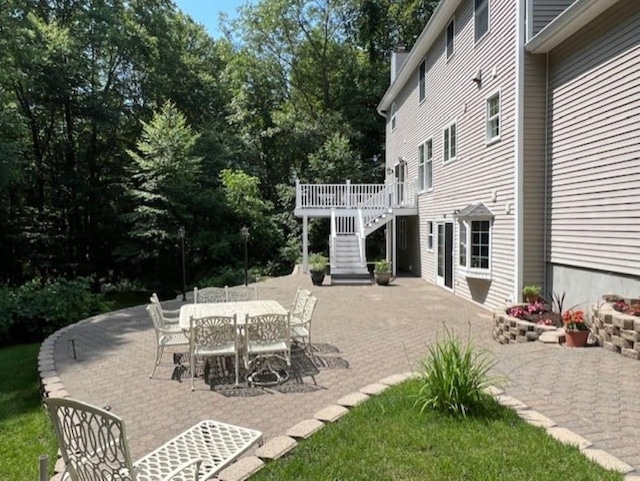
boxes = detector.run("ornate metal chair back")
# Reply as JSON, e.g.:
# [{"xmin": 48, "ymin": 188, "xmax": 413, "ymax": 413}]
[{"xmin": 44, "ymin": 397, "xmax": 136, "ymax": 481}]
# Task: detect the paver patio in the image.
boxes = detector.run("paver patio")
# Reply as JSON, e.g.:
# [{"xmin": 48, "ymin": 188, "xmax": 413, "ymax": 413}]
[{"xmin": 51, "ymin": 272, "xmax": 640, "ymax": 474}]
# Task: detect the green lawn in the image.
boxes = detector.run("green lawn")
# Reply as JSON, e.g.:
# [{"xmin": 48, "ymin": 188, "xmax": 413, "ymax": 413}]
[
  {"xmin": 0, "ymin": 343, "xmax": 58, "ymax": 480},
  {"xmin": 253, "ymin": 380, "xmax": 624, "ymax": 481}
]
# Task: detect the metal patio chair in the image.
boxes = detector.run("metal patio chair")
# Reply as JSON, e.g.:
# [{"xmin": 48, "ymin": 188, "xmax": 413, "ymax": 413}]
[
  {"xmin": 147, "ymin": 303, "xmax": 189, "ymax": 379},
  {"xmin": 189, "ymin": 314, "xmax": 240, "ymax": 390},
  {"xmin": 193, "ymin": 286, "xmax": 227, "ymax": 304},
  {"xmin": 45, "ymin": 397, "xmax": 263, "ymax": 481},
  {"xmin": 150, "ymin": 292, "xmax": 180, "ymax": 325},
  {"xmin": 225, "ymin": 285, "xmax": 258, "ymax": 302},
  {"xmin": 289, "ymin": 287, "xmax": 312, "ymax": 320},
  {"xmin": 290, "ymin": 295, "xmax": 318, "ymax": 352},
  {"xmin": 244, "ymin": 312, "xmax": 291, "ymax": 371}
]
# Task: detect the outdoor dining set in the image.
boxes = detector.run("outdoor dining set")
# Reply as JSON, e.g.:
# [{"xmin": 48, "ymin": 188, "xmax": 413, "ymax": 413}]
[
  {"xmin": 147, "ymin": 285, "xmax": 318, "ymax": 391},
  {"xmin": 44, "ymin": 285, "xmax": 319, "ymax": 481}
]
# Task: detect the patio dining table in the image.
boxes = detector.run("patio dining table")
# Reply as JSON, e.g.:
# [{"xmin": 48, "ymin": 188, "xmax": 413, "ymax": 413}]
[{"xmin": 178, "ymin": 300, "xmax": 288, "ymax": 330}]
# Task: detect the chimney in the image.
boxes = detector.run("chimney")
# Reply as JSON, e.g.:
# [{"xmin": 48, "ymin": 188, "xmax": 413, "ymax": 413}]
[{"xmin": 391, "ymin": 44, "xmax": 409, "ymax": 83}]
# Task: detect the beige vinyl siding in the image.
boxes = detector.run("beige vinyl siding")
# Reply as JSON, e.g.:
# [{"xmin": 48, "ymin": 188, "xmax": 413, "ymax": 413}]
[
  {"xmin": 531, "ymin": 0, "xmax": 574, "ymax": 36},
  {"xmin": 522, "ymin": 52, "xmax": 547, "ymax": 289},
  {"xmin": 547, "ymin": 0, "xmax": 640, "ymax": 276},
  {"xmin": 386, "ymin": 0, "xmax": 518, "ymax": 308}
]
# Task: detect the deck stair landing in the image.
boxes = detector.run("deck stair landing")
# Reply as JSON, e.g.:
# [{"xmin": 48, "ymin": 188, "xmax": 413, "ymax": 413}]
[{"xmin": 331, "ymin": 234, "xmax": 371, "ymax": 286}]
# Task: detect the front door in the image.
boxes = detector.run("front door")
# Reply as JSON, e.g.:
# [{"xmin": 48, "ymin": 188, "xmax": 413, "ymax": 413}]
[{"xmin": 436, "ymin": 222, "xmax": 453, "ymax": 289}]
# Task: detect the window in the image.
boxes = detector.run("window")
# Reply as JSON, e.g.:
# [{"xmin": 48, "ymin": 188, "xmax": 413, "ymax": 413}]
[
  {"xmin": 459, "ymin": 222, "xmax": 467, "ymax": 266},
  {"xmin": 419, "ymin": 59, "xmax": 426, "ymax": 102},
  {"xmin": 458, "ymin": 219, "xmax": 491, "ymax": 278},
  {"xmin": 475, "ymin": 0, "xmax": 489, "ymax": 42},
  {"xmin": 391, "ymin": 102, "xmax": 397, "ymax": 130},
  {"xmin": 418, "ymin": 139, "xmax": 433, "ymax": 192},
  {"xmin": 486, "ymin": 92, "xmax": 500, "ymax": 142},
  {"xmin": 443, "ymin": 122, "xmax": 457, "ymax": 162},
  {"xmin": 446, "ymin": 19, "xmax": 455, "ymax": 59},
  {"xmin": 428, "ymin": 221, "xmax": 434, "ymax": 250}
]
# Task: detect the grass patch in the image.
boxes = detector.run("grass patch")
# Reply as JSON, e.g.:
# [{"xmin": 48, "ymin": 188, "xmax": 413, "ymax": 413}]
[
  {"xmin": 253, "ymin": 381, "xmax": 623, "ymax": 481},
  {"xmin": 0, "ymin": 343, "xmax": 58, "ymax": 479}
]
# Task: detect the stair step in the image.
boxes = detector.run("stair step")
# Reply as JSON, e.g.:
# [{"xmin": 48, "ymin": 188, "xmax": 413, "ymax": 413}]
[{"xmin": 331, "ymin": 267, "xmax": 370, "ymax": 276}]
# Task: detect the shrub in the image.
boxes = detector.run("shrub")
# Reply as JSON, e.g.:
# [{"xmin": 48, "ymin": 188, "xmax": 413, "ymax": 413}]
[
  {"xmin": 415, "ymin": 328, "xmax": 498, "ymax": 417},
  {"xmin": 309, "ymin": 253, "xmax": 327, "ymax": 272},
  {"xmin": 0, "ymin": 278, "xmax": 112, "ymax": 347}
]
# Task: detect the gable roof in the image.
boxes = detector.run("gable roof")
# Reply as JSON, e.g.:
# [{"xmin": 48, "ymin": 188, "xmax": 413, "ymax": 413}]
[
  {"xmin": 377, "ymin": 0, "xmax": 463, "ymax": 115},
  {"xmin": 454, "ymin": 202, "xmax": 494, "ymax": 219}
]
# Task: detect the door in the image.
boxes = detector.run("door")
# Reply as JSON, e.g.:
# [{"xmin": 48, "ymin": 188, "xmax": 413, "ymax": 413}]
[{"xmin": 436, "ymin": 222, "xmax": 453, "ymax": 289}]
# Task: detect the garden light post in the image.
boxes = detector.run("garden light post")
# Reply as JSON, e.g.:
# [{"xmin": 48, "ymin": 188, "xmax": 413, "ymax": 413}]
[
  {"xmin": 241, "ymin": 226, "xmax": 250, "ymax": 286},
  {"xmin": 178, "ymin": 226, "xmax": 186, "ymax": 301}
]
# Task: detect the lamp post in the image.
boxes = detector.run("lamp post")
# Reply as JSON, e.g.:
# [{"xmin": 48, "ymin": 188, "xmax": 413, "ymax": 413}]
[
  {"xmin": 178, "ymin": 226, "xmax": 186, "ymax": 301},
  {"xmin": 240, "ymin": 226, "xmax": 250, "ymax": 286}
]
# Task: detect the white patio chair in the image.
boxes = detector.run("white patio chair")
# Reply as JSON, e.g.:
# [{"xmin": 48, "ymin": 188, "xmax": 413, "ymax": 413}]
[
  {"xmin": 45, "ymin": 397, "xmax": 263, "ymax": 481},
  {"xmin": 193, "ymin": 286, "xmax": 227, "ymax": 304},
  {"xmin": 244, "ymin": 312, "xmax": 291, "ymax": 370},
  {"xmin": 290, "ymin": 295, "xmax": 318, "ymax": 352},
  {"xmin": 190, "ymin": 314, "xmax": 239, "ymax": 390},
  {"xmin": 147, "ymin": 303, "xmax": 190, "ymax": 379},
  {"xmin": 225, "ymin": 285, "xmax": 258, "ymax": 302},
  {"xmin": 289, "ymin": 288, "xmax": 312, "ymax": 320},
  {"xmin": 150, "ymin": 292, "xmax": 180, "ymax": 325}
]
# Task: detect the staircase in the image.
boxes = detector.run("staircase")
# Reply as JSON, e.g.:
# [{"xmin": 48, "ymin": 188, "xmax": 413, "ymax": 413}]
[{"xmin": 330, "ymin": 234, "xmax": 371, "ymax": 285}]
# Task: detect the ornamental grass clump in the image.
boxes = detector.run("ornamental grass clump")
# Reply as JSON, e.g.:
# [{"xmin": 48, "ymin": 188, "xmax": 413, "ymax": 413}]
[{"xmin": 415, "ymin": 328, "xmax": 498, "ymax": 417}]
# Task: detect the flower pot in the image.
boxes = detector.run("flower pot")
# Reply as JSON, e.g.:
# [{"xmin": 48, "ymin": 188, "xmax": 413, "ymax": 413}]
[
  {"xmin": 565, "ymin": 330, "xmax": 589, "ymax": 347},
  {"xmin": 310, "ymin": 270, "xmax": 325, "ymax": 286},
  {"xmin": 374, "ymin": 272, "xmax": 392, "ymax": 286}
]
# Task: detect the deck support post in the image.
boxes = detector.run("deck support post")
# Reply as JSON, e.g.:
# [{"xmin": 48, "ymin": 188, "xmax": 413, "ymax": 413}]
[
  {"xmin": 391, "ymin": 216, "xmax": 397, "ymax": 276},
  {"xmin": 302, "ymin": 215, "xmax": 309, "ymax": 273}
]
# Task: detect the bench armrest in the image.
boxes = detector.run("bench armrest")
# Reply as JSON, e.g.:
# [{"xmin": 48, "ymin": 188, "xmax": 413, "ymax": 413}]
[{"xmin": 161, "ymin": 458, "xmax": 202, "ymax": 481}]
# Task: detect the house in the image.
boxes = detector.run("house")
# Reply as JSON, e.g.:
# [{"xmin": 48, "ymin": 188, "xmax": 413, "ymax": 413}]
[{"xmin": 295, "ymin": 0, "xmax": 640, "ymax": 309}]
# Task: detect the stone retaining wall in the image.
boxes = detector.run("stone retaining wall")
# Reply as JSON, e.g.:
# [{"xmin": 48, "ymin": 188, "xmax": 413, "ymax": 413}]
[
  {"xmin": 492, "ymin": 306, "xmax": 558, "ymax": 345},
  {"xmin": 591, "ymin": 302, "xmax": 640, "ymax": 361}
]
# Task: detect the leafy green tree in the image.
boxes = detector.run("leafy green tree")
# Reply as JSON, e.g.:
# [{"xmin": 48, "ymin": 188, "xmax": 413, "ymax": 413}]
[{"xmin": 125, "ymin": 101, "xmax": 201, "ymax": 265}]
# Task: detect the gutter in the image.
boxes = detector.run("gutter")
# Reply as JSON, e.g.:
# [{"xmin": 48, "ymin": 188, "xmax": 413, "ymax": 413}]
[
  {"xmin": 377, "ymin": 0, "xmax": 463, "ymax": 115},
  {"xmin": 525, "ymin": 0, "xmax": 622, "ymax": 53},
  {"xmin": 514, "ymin": 0, "xmax": 525, "ymax": 303}
]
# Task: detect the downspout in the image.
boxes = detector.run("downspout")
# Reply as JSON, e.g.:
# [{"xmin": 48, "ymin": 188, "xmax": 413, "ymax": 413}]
[
  {"xmin": 514, "ymin": 0, "xmax": 526, "ymax": 303},
  {"xmin": 543, "ymin": 52, "xmax": 550, "ymax": 294}
]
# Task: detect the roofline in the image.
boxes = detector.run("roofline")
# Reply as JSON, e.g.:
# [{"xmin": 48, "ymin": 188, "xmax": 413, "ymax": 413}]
[
  {"xmin": 377, "ymin": 0, "xmax": 463, "ymax": 115},
  {"xmin": 525, "ymin": 0, "xmax": 622, "ymax": 53}
]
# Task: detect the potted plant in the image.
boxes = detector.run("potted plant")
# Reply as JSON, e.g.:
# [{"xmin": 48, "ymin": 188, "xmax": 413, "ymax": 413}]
[
  {"xmin": 309, "ymin": 253, "xmax": 327, "ymax": 286},
  {"xmin": 563, "ymin": 309, "xmax": 590, "ymax": 347},
  {"xmin": 522, "ymin": 285, "xmax": 542, "ymax": 304},
  {"xmin": 374, "ymin": 259, "xmax": 392, "ymax": 286}
]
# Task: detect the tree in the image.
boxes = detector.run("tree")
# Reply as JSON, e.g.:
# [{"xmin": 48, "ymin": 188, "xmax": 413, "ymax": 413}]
[{"xmin": 124, "ymin": 101, "xmax": 201, "ymax": 279}]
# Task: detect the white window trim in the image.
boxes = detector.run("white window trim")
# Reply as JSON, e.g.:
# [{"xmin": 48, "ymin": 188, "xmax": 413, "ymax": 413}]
[
  {"xmin": 446, "ymin": 18, "xmax": 455, "ymax": 61},
  {"xmin": 419, "ymin": 59, "xmax": 426, "ymax": 104},
  {"xmin": 485, "ymin": 90, "xmax": 501, "ymax": 145},
  {"xmin": 427, "ymin": 221, "xmax": 434, "ymax": 251},
  {"xmin": 425, "ymin": 138, "xmax": 433, "ymax": 191},
  {"xmin": 474, "ymin": 0, "xmax": 490, "ymax": 45},
  {"xmin": 457, "ymin": 218, "xmax": 492, "ymax": 280},
  {"xmin": 390, "ymin": 102, "xmax": 397, "ymax": 131},
  {"xmin": 442, "ymin": 121, "xmax": 457, "ymax": 163}
]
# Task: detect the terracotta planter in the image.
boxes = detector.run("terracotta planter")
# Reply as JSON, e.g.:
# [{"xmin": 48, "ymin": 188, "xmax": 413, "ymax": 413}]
[{"xmin": 565, "ymin": 330, "xmax": 589, "ymax": 347}]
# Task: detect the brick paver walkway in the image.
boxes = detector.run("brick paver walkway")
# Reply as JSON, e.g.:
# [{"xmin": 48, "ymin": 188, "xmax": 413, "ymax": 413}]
[{"xmin": 53, "ymin": 273, "xmax": 640, "ymax": 473}]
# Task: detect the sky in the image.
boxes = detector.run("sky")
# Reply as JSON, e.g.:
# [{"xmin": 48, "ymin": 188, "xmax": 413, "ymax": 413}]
[{"xmin": 173, "ymin": 0, "xmax": 254, "ymax": 38}]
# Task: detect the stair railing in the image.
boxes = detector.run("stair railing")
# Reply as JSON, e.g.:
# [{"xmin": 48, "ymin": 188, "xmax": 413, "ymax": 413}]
[
  {"xmin": 356, "ymin": 209, "xmax": 366, "ymax": 268},
  {"xmin": 359, "ymin": 182, "xmax": 391, "ymax": 228},
  {"xmin": 329, "ymin": 209, "xmax": 337, "ymax": 269}
]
